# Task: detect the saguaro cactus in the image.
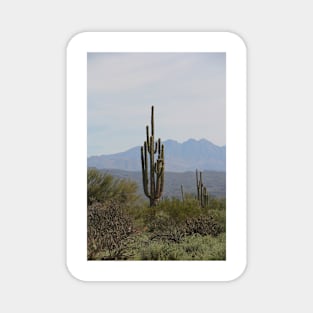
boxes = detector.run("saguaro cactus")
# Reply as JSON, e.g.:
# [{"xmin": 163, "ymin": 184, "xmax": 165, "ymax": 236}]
[
  {"xmin": 141, "ymin": 106, "xmax": 165, "ymax": 206},
  {"xmin": 196, "ymin": 169, "xmax": 209, "ymax": 208},
  {"xmin": 181, "ymin": 184, "xmax": 184, "ymax": 202}
]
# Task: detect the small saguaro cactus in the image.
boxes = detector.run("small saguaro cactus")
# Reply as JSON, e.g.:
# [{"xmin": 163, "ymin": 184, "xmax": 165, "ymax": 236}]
[
  {"xmin": 141, "ymin": 106, "xmax": 165, "ymax": 207},
  {"xmin": 181, "ymin": 184, "xmax": 184, "ymax": 202},
  {"xmin": 196, "ymin": 169, "xmax": 209, "ymax": 208}
]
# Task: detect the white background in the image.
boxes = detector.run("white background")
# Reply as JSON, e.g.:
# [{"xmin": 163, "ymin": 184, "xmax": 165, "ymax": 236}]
[{"xmin": 0, "ymin": 1, "xmax": 312, "ymax": 312}]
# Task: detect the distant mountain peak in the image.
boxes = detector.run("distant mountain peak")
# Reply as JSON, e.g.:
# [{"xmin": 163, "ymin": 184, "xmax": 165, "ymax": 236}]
[
  {"xmin": 185, "ymin": 138, "xmax": 197, "ymax": 143},
  {"xmin": 179, "ymin": 138, "xmax": 221, "ymax": 146},
  {"xmin": 165, "ymin": 138, "xmax": 221, "ymax": 146},
  {"xmin": 88, "ymin": 138, "xmax": 226, "ymax": 172},
  {"xmin": 164, "ymin": 139, "xmax": 179, "ymax": 144}
]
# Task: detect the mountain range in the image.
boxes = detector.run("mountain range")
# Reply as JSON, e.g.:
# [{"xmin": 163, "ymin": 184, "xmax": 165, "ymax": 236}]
[{"xmin": 88, "ymin": 138, "xmax": 226, "ymax": 172}]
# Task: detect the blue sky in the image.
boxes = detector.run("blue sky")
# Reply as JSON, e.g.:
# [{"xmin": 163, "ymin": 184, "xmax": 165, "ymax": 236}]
[{"xmin": 88, "ymin": 53, "xmax": 225, "ymax": 156}]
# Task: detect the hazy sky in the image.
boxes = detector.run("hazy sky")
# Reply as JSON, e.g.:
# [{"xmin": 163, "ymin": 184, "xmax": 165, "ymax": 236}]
[{"xmin": 88, "ymin": 52, "xmax": 225, "ymax": 156}]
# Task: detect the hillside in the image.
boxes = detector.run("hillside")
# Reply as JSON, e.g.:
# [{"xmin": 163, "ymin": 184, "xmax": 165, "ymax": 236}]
[{"xmin": 99, "ymin": 168, "xmax": 226, "ymax": 199}]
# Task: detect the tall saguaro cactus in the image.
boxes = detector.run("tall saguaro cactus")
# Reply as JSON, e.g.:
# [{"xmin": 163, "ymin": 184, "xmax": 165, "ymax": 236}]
[
  {"xmin": 196, "ymin": 169, "xmax": 209, "ymax": 208},
  {"xmin": 141, "ymin": 106, "xmax": 165, "ymax": 206}
]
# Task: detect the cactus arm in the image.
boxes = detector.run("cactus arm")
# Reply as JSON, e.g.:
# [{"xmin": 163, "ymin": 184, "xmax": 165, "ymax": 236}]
[
  {"xmin": 159, "ymin": 144, "xmax": 165, "ymax": 196},
  {"xmin": 158, "ymin": 138, "xmax": 161, "ymax": 156},
  {"xmin": 149, "ymin": 135, "xmax": 155, "ymax": 203},
  {"xmin": 146, "ymin": 126, "xmax": 150, "ymax": 152},
  {"xmin": 141, "ymin": 144, "xmax": 150, "ymax": 198}
]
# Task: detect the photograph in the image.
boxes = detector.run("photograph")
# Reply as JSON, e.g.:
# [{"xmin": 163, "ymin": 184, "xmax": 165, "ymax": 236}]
[
  {"xmin": 87, "ymin": 52, "xmax": 226, "ymax": 261},
  {"xmin": 67, "ymin": 32, "xmax": 246, "ymax": 280}
]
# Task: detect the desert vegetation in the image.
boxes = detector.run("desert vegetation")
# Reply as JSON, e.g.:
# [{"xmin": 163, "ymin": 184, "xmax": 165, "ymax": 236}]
[{"xmin": 87, "ymin": 106, "xmax": 226, "ymax": 260}]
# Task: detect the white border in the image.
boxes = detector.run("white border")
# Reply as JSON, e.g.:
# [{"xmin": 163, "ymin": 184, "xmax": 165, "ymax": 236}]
[{"xmin": 66, "ymin": 32, "xmax": 247, "ymax": 281}]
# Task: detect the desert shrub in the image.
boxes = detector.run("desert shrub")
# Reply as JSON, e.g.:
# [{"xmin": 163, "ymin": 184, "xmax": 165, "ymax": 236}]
[
  {"xmin": 149, "ymin": 218, "xmax": 186, "ymax": 243},
  {"xmin": 180, "ymin": 234, "xmax": 226, "ymax": 260},
  {"xmin": 138, "ymin": 234, "xmax": 226, "ymax": 260},
  {"xmin": 87, "ymin": 201, "xmax": 135, "ymax": 260},
  {"xmin": 136, "ymin": 197, "xmax": 203, "ymax": 229},
  {"xmin": 156, "ymin": 197, "xmax": 203, "ymax": 223},
  {"xmin": 208, "ymin": 208, "xmax": 226, "ymax": 231},
  {"xmin": 129, "ymin": 195, "xmax": 226, "ymax": 231},
  {"xmin": 147, "ymin": 214, "xmax": 223, "ymax": 244},
  {"xmin": 138, "ymin": 197, "xmax": 224, "ymax": 243},
  {"xmin": 139, "ymin": 241, "xmax": 187, "ymax": 260},
  {"xmin": 191, "ymin": 196, "xmax": 226, "ymax": 230},
  {"xmin": 87, "ymin": 168, "xmax": 139, "ymax": 206},
  {"xmin": 140, "ymin": 241, "xmax": 171, "ymax": 260},
  {"xmin": 185, "ymin": 215, "xmax": 224, "ymax": 236}
]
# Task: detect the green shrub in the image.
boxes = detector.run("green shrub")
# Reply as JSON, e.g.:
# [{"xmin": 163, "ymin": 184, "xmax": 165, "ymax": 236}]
[
  {"xmin": 135, "ymin": 197, "xmax": 203, "ymax": 229},
  {"xmin": 181, "ymin": 234, "xmax": 226, "ymax": 260},
  {"xmin": 138, "ymin": 234, "xmax": 226, "ymax": 260},
  {"xmin": 87, "ymin": 168, "xmax": 139, "ymax": 206},
  {"xmin": 156, "ymin": 197, "xmax": 203, "ymax": 223},
  {"xmin": 140, "ymin": 241, "xmax": 173, "ymax": 260}
]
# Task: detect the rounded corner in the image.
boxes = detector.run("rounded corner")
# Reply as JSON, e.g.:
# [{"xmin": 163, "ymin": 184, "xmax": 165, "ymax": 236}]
[
  {"xmin": 66, "ymin": 31, "xmax": 88, "ymax": 51},
  {"xmin": 224, "ymin": 31, "xmax": 247, "ymax": 51},
  {"xmin": 65, "ymin": 261, "xmax": 88, "ymax": 283},
  {"xmin": 226, "ymin": 259, "xmax": 248, "ymax": 282}
]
